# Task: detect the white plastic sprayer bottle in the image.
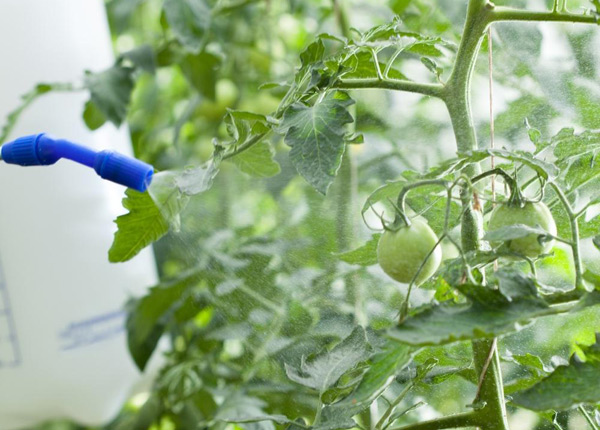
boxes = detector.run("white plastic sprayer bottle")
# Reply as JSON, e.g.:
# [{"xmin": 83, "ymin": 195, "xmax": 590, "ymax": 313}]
[{"xmin": 0, "ymin": 1, "xmax": 158, "ymax": 428}]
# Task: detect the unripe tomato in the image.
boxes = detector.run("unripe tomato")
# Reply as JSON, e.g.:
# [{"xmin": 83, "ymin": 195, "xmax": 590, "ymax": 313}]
[
  {"xmin": 377, "ymin": 219, "xmax": 442, "ymax": 285},
  {"xmin": 488, "ymin": 201, "xmax": 557, "ymax": 258}
]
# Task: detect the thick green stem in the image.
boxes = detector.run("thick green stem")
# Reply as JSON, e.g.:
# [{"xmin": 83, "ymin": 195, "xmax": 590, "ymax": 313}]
[
  {"xmin": 491, "ymin": 7, "xmax": 598, "ymax": 24},
  {"xmin": 548, "ymin": 182, "xmax": 585, "ymax": 290},
  {"xmin": 472, "ymin": 339, "xmax": 509, "ymax": 430},
  {"xmin": 335, "ymin": 79, "xmax": 444, "ymax": 98},
  {"xmin": 389, "ymin": 412, "xmax": 481, "ymax": 430},
  {"xmin": 445, "ymin": 1, "xmax": 492, "ymax": 160},
  {"xmin": 449, "ymin": 3, "xmax": 509, "ymax": 429}
]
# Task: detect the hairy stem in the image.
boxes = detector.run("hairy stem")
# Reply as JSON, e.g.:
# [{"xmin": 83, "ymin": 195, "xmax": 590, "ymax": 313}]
[
  {"xmin": 491, "ymin": 7, "xmax": 598, "ymax": 24},
  {"xmin": 472, "ymin": 339, "xmax": 509, "ymax": 430},
  {"xmin": 548, "ymin": 182, "xmax": 585, "ymax": 290},
  {"xmin": 450, "ymin": 3, "xmax": 509, "ymax": 429},
  {"xmin": 375, "ymin": 383, "xmax": 414, "ymax": 430},
  {"xmin": 445, "ymin": 1, "xmax": 492, "ymax": 163},
  {"xmin": 335, "ymin": 79, "xmax": 444, "ymax": 98},
  {"xmin": 579, "ymin": 406, "xmax": 600, "ymax": 430},
  {"xmin": 389, "ymin": 412, "xmax": 481, "ymax": 430}
]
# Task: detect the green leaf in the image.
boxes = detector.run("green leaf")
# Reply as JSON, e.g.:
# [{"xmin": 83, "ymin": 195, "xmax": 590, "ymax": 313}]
[
  {"xmin": 113, "ymin": 395, "xmax": 162, "ymax": 430},
  {"xmin": 403, "ymin": 183, "xmax": 461, "ymax": 236},
  {"xmin": 127, "ymin": 275, "xmax": 199, "ymax": 370},
  {"xmin": 300, "ymin": 39, "xmax": 325, "ymax": 68},
  {"xmin": 315, "ymin": 342, "xmax": 413, "ymax": 430},
  {"xmin": 82, "ymin": 100, "xmax": 107, "ymax": 131},
  {"xmin": 109, "ymin": 160, "xmax": 221, "ymax": 263},
  {"xmin": 580, "ymin": 215, "xmax": 600, "ymax": 239},
  {"xmin": 159, "ymin": 359, "xmax": 205, "ymax": 409},
  {"xmin": 109, "ymin": 189, "xmax": 171, "ymax": 262},
  {"xmin": 494, "ymin": 268, "xmax": 542, "ymax": 301},
  {"xmin": 420, "ymin": 57, "xmax": 442, "ymax": 79},
  {"xmin": 360, "ymin": 20, "xmax": 403, "ymax": 41},
  {"xmin": 340, "ymin": 51, "xmax": 409, "ymax": 80},
  {"xmin": 282, "ymin": 91, "xmax": 355, "ymax": 194},
  {"xmin": 163, "ymin": 0, "xmax": 210, "ymax": 52},
  {"xmin": 502, "ymin": 352, "xmax": 551, "ymax": 395},
  {"xmin": 512, "ymin": 336, "xmax": 600, "ymax": 411},
  {"xmin": 110, "ymin": 169, "xmax": 202, "ymax": 262},
  {"xmin": 223, "ymin": 110, "xmax": 269, "ymax": 146},
  {"xmin": 336, "ymin": 234, "xmax": 380, "ymax": 266},
  {"xmin": 360, "ymin": 174, "xmax": 461, "ymax": 236},
  {"xmin": 285, "ymin": 326, "xmax": 373, "ymax": 394},
  {"xmin": 505, "ymin": 352, "xmax": 550, "ymax": 374},
  {"xmin": 594, "ymin": 235, "xmax": 600, "ymax": 251},
  {"xmin": 494, "ymin": 94, "xmax": 557, "ymax": 141},
  {"xmin": 362, "ymin": 179, "xmax": 407, "ymax": 214},
  {"xmin": 180, "ymin": 52, "xmax": 222, "ymax": 100},
  {"xmin": 221, "ymin": 110, "xmax": 278, "ymax": 177},
  {"xmin": 390, "ymin": 0, "xmax": 412, "ymax": 14},
  {"xmin": 485, "ymin": 148, "xmax": 559, "ymax": 181},
  {"xmin": 552, "ymin": 128, "xmax": 600, "ymax": 194},
  {"xmin": 567, "ymin": 78, "xmax": 600, "ymax": 129},
  {"xmin": 215, "ymin": 392, "xmax": 283, "ymax": 430},
  {"xmin": 484, "ymin": 224, "xmax": 553, "ymax": 243},
  {"xmin": 84, "ymin": 65, "xmax": 134, "ymax": 126},
  {"xmin": 174, "ymin": 160, "xmax": 221, "ymax": 195},
  {"xmin": 231, "ymin": 141, "xmax": 280, "ymax": 178},
  {"xmin": 119, "ymin": 45, "xmax": 157, "ymax": 74},
  {"xmin": 388, "ymin": 280, "xmax": 555, "ymax": 346}
]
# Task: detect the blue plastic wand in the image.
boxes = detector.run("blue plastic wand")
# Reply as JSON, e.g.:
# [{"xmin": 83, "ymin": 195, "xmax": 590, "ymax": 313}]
[{"xmin": 0, "ymin": 133, "xmax": 153, "ymax": 192}]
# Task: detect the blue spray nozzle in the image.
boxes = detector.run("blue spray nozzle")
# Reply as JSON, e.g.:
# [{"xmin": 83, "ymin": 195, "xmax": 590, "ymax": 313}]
[{"xmin": 1, "ymin": 133, "xmax": 153, "ymax": 192}]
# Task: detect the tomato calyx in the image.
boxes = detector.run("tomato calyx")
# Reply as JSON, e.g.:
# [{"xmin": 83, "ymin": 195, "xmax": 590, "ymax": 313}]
[{"xmin": 506, "ymin": 185, "xmax": 527, "ymax": 208}]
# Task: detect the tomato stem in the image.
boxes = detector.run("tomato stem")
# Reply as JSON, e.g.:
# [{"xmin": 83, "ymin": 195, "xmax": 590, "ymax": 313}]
[{"xmin": 547, "ymin": 182, "xmax": 585, "ymax": 290}]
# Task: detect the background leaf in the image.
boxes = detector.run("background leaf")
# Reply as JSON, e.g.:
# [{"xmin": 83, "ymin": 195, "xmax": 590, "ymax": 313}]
[
  {"xmin": 285, "ymin": 326, "xmax": 373, "ymax": 395},
  {"xmin": 163, "ymin": 0, "xmax": 210, "ymax": 52},
  {"xmin": 512, "ymin": 336, "xmax": 600, "ymax": 411}
]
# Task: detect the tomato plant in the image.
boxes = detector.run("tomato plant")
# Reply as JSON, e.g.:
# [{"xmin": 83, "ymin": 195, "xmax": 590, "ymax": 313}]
[{"xmin": 6, "ymin": 0, "xmax": 600, "ymax": 430}]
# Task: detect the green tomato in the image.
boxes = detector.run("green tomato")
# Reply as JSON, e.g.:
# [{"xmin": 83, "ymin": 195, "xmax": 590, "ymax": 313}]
[
  {"xmin": 377, "ymin": 219, "xmax": 442, "ymax": 285},
  {"xmin": 488, "ymin": 201, "xmax": 557, "ymax": 257}
]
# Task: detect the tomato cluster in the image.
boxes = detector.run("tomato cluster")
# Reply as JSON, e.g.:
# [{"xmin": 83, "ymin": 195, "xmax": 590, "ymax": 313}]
[{"xmin": 377, "ymin": 199, "xmax": 556, "ymax": 286}]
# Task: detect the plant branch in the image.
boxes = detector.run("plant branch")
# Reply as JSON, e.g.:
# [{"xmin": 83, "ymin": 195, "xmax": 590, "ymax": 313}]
[
  {"xmin": 491, "ymin": 7, "xmax": 599, "ymax": 24},
  {"xmin": 547, "ymin": 182, "xmax": 584, "ymax": 290},
  {"xmin": 375, "ymin": 383, "xmax": 414, "ymax": 430},
  {"xmin": 222, "ymin": 131, "xmax": 270, "ymax": 160},
  {"xmin": 388, "ymin": 412, "xmax": 481, "ymax": 430},
  {"xmin": 445, "ymin": 0, "xmax": 492, "ymax": 164},
  {"xmin": 472, "ymin": 338, "xmax": 509, "ymax": 430},
  {"xmin": 334, "ymin": 78, "xmax": 444, "ymax": 98},
  {"xmin": 579, "ymin": 406, "xmax": 600, "ymax": 430},
  {"xmin": 397, "ymin": 179, "xmax": 450, "ymax": 214},
  {"xmin": 471, "ymin": 168, "xmax": 518, "ymax": 195}
]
